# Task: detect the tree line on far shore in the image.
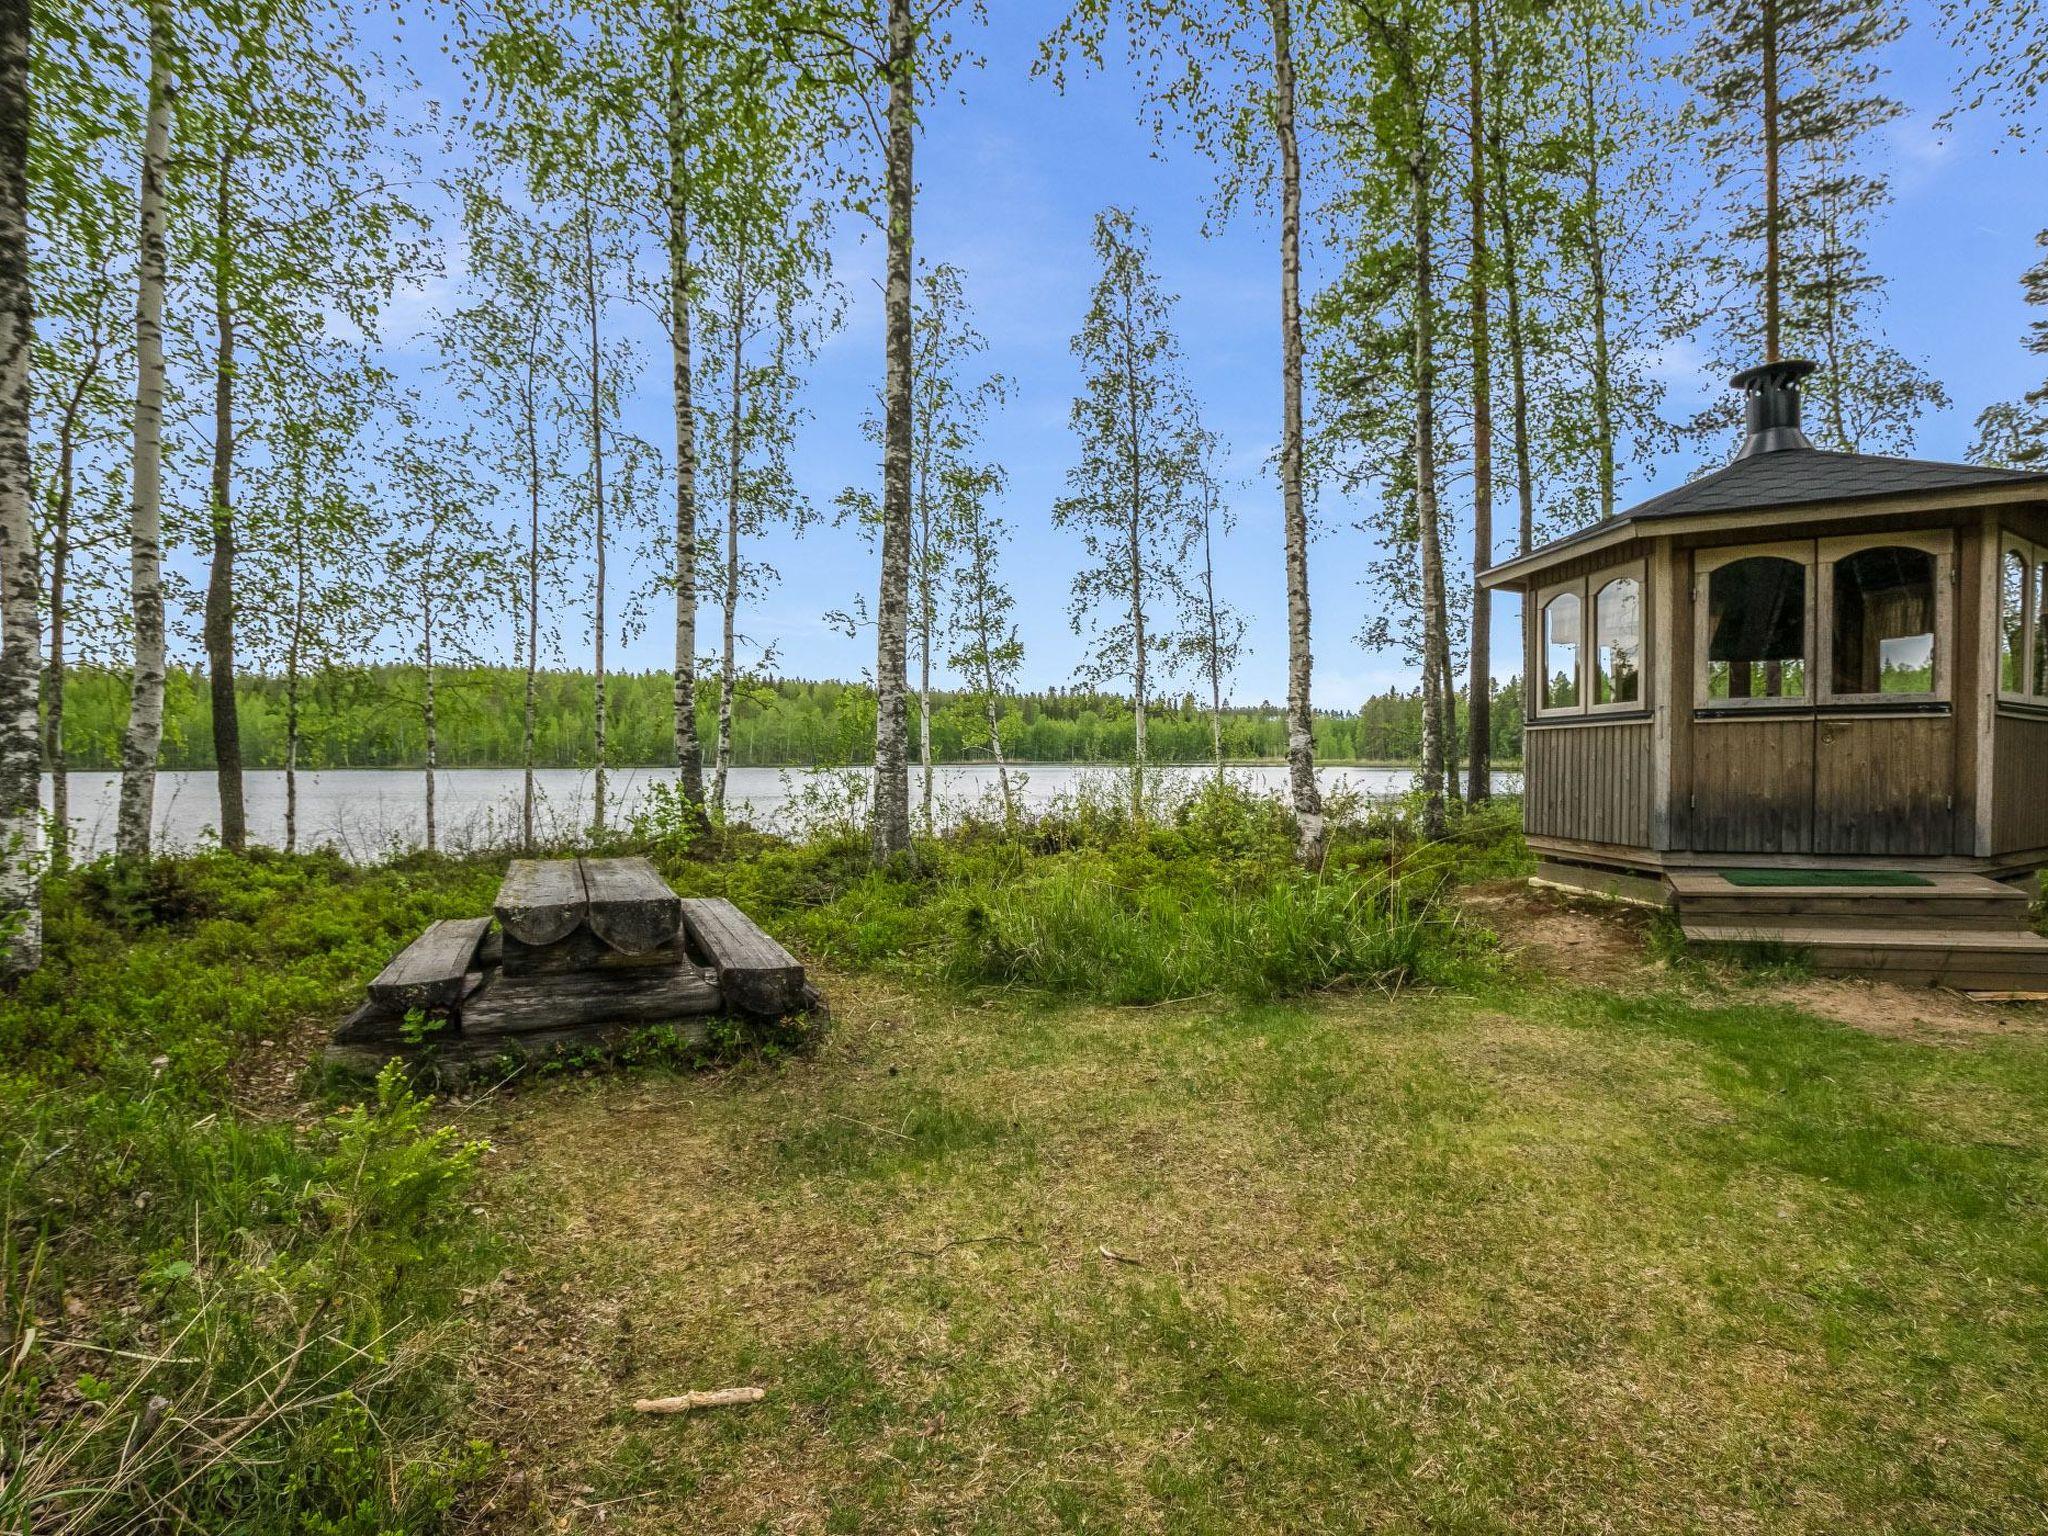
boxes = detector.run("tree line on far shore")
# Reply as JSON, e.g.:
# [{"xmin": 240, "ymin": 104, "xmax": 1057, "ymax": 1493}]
[{"xmin": 47, "ymin": 667, "xmax": 1529, "ymax": 774}]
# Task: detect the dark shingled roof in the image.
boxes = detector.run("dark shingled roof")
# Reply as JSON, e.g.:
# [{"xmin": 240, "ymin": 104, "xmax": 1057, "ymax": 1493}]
[{"xmin": 1614, "ymin": 446, "xmax": 2047, "ymax": 525}]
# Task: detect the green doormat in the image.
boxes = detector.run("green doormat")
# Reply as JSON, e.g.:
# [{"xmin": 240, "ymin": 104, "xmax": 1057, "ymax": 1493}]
[{"xmin": 1717, "ymin": 868, "xmax": 1934, "ymax": 888}]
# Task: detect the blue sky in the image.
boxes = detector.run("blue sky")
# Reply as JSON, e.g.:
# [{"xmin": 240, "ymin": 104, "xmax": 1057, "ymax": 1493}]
[{"xmin": 377, "ymin": 4, "xmax": 2047, "ymax": 711}]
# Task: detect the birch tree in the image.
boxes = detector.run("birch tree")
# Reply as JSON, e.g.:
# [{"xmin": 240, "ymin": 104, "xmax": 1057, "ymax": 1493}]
[
  {"xmin": 1055, "ymin": 207, "xmax": 1202, "ymax": 822},
  {"xmin": 437, "ymin": 179, "xmax": 576, "ymax": 851},
  {"xmin": 1327, "ymin": 0, "xmax": 1459, "ymax": 835},
  {"xmin": 30, "ymin": 7, "xmax": 134, "ymax": 869},
  {"xmin": 117, "ymin": 0, "xmax": 173, "ymax": 862},
  {"xmin": 786, "ymin": 0, "xmax": 984, "ymax": 862},
  {"xmin": 240, "ymin": 362, "xmax": 381, "ymax": 853},
  {"xmin": 1041, "ymin": 0, "xmax": 1333, "ymax": 858},
  {"xmin": 1174, "ymin": 432, "xmax": 1247, "ymax": 775},
  {"xmin": 943, "ymin": 460, "xmax": 1020, "ymax": 821},
  {"xmin": 178, "ymin": 0, "xmax": 427, "ymax": 851},
  {"xmin": 381, "ymin": 417, "xmax": 504, "ymax": 856},
  {"xmin": 695, "ymin": 182, "xmax": 824, "ymax": 816},
  {"xmin": 842, "ymin": 262, "xmax": 1008, "ymax": 831},
  {"xmin": 0, "ymin": 0, "xmax": 38, "ymax": 969}
]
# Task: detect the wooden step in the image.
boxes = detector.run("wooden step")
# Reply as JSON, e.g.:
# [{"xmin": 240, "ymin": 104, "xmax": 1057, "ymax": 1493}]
[
  {"xmin": 1668, "ymin": 870, "xmax": 2034, "ymax": 932},
  {"xmin": 680, "ymin": 897, "xmax": 805, "ymax": 1016},
  {"xmin": 1681, "ymin": 921, "xmax": 2048, "ymax": 989},
  {"xmin": 1676, "ymin": 899, "xmax": 2031, "ymax": 931},
  {"xmin": 366, "ymin": 917, "xmax": 492, "ymax": 1014},
  {"xmin": 495, "ymin": 859, "xmax": 588, "ymax": 947},
  {"xmin": 580, "ymin": 856, "xmax": 683, "ymax": 954}
]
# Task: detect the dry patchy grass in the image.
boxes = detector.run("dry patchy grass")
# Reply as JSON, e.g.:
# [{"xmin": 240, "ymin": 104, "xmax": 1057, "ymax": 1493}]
[{"xmin": 453, "ymin": 954, "xmax": 2048, "ymax": 1534}]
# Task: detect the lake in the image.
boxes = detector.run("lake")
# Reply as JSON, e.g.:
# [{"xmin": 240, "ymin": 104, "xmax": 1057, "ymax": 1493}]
[{"xmin": 44, "ymin": 762, "xmax": 1520, "ymax": 860}]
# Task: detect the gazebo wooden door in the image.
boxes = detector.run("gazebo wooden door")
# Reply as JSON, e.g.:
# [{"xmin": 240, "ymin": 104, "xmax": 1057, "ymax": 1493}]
[{"xmin": 1811, "ymin": 714, "xmax": 1954, "ymax": 855}]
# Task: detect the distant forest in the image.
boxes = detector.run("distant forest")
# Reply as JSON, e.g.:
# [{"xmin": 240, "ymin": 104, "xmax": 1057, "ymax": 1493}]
[{"xmin": 51, "ymin": 668, "xmax": 1527, "ymax": 772}]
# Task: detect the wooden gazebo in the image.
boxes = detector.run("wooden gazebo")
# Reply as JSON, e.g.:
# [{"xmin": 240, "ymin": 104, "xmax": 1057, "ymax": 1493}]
[{"xmin": 1480, "ymin": 360, "xmax": 2048, "ymax": 987}]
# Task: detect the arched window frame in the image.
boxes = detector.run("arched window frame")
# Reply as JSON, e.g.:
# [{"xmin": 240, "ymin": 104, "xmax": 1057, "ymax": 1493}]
[
  {"xmin": 1535, "ymin": 559, "xmax": 1648, "ymax": 719},
  {"xmin": 1816, "ymin": 531, "xmax": 1952, "ymax": 705},
  {"xmin": 1693, "ymin": 542, "xmax": 1815, "ymax": 711},
  {"xmin": 1999, "ymin": 532, "xmax": 2046, "ymax": 702},
  {"xmin": 1590, "ymin": 567, "xmax": 1647, "ymax": 714},
  {"xmin": 1535, "ymin": 580, "xmax": 1585, "ymax": 717}
]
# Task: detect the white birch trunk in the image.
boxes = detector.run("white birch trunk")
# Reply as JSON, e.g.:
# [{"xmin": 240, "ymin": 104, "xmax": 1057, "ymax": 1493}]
[
  {"xmin": 1269, "ymin": 0, "xmax": 1323, "ymax": 862},
  {"xmin": 582, "ymin": 198, "xmax": 608, "ymax": 836},
  {"xmin": 117, "ymin": 3, "xmax": 172, "ymax": 862},
  {"xmin": 1411, "ymin": 148, "xmax": 1448, "ymax": 839},
  {"xmin": 523, "ymin": 379, "xmax": 540, "ymax": 852},
  {"xmin": 1465, "ymin": 0, "xmax": 1493, "ymax": 804},
  {"xmin": 668, "ymin": 11, "xmax": 705, "ymax": 812},
  {"xmin": 422, "ymin": 562, "xmax": 437, "ymax": 855},
  {"xmin": 869, "ymin": 0, "xmax": 915, "ymax": 861},
  {"xmin": 0, "ymin": 0, "xmax": 38, "ymax": 969}
]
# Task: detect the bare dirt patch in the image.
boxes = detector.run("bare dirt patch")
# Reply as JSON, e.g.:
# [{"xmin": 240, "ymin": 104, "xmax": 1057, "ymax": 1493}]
[
  {"xmin": 1771, "ymin": 976, "xmax": 2048, "ymax": 1044},
  {"xmin": 1460, "ymin": 879, "xmax": 1662, "ymax": 990}
]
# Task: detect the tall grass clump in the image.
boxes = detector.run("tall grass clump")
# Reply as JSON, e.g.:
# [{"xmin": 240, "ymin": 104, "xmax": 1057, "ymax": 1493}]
[{"xmin": 943, "ymin": 863, "xmax": 1461, "ymax": 1004}]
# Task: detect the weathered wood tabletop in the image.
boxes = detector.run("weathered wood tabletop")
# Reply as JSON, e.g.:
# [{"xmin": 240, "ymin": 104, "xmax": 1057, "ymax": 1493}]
[
  {"xmin": 581, "ymin": 856, "xmax": 683, "ymax": 953},
  {"xmin": 495, "ymin": 859, "xmax": 589, "ymax": 947}
]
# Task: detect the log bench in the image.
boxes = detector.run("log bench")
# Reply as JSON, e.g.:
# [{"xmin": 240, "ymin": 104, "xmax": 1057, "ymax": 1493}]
[{"xmin": 680, "ymin": 897, "xmax": 805, "ymax": 1016}]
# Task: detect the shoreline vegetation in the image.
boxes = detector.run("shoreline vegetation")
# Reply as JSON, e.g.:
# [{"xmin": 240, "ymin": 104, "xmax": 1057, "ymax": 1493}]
[{"xmin": 41, "ymin": 666, "xmax": 1528, "ymax": 774}]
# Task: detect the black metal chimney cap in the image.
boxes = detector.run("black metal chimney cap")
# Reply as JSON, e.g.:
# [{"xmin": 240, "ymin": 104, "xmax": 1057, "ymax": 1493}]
[{"xmin": 1729, "ymin": 358, "xmax": 1817, "ymax": 458}]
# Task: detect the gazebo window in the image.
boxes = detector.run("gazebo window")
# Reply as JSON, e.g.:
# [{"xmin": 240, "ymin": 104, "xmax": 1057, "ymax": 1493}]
[
  {"xmin": 1831, "ymin": 546, "xmax": 1937, "ymax": 696},
  {"xmin": 2036, "ymin": 562, "xmax": 2048, "ymax": 698},
  {"xmin": 2003, "ymin": 548, "xmax": 2029, "ymax": 694},
  {"xmin": 1543, "ymin": 591, "xmax": 1582, "ymax": 710},
  {"xmin": 1999, "ymin": 534, "xmax": 2048, "ymax": 700},
  {"xmin": 1594, "ymin": 576, "xmax": 1641, "ymax": 706},
  {"xmin": 1706, "ymin": 556, "xmax": 1806, "ymax": 701}
]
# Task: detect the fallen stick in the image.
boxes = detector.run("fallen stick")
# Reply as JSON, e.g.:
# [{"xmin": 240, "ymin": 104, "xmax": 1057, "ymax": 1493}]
[{"xmin": 632, "ymin": 1387, "xmax": 766, "ymax": 1414}]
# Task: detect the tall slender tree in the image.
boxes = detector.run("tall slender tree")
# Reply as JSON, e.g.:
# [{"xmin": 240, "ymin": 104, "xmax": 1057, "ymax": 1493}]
[
  {"xmin": 177, "ymin": 0, "xmax": 426, "ymax": 851},
  {"xmin": 117, "ymin": 1, "xmax": 173, "ymax": 862},
  {"xmin": 842, "ymin": 263, "xmax": 1008, "ymax": 830},
  {"xmin": 1461, "ymin": 0, "xmax": 1493, "ymax": 802},
  {"xmin": 1041, "ymin": 0, "xmax": 1334, "ymax": 859},
  {"xmin": 30, "ymin": 6, "xmax": 134, "ymax": 870},
  {"xmin": 1055, "ymin": 208, "xmax": 1203, "ymax": 821},
  {"xmin": 381, "ymin": 416, "xmax": 504, "ymax": 855},
  {"xmin": 943, "ymin": 460, "xmax": 1020, "ymax": 821},
  {"xmin": 0, "ymin": 0, "xmax": 37, "ymax": 969},
  {"xmin": 1678, "ymin": 0, "xmax": 1942, "ymax": 449},
  {"xmin": 695, "ymin": 179, "xmax": 823, "ymax": 817},
  {"xmin": 1175, "ymin": 433, "xmax": 1247, "ymax": 775},
  {"xmin": 437, "ymin": 179, "xmax": 577, "ymax": 851},
  {"xmin": 240, "ymin": 361, "xmax": 381, "ymax": 853},
  {"xmin": 788, "ymin": 0, "xmax": 983, "ymax": 860},
  {"xmin": 1327, "ymin": 0, "xmax": 1459, "ymax": 835}
]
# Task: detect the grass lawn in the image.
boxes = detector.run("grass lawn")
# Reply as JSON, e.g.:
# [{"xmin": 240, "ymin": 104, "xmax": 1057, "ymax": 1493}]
[{"xmin": 463, "ymin": 924, "xmax": 2048, "ymax": 1533}]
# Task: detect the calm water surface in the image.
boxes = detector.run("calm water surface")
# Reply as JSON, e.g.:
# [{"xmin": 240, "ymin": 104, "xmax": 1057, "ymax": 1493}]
[{"xmin": 44, "ymin": 763, "xmax": 1519, "ymax": 861}]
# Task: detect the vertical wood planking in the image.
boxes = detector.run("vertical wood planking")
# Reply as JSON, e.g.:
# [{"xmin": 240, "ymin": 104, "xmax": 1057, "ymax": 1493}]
[
  {"xmin": 1525, "ymin": 720, "xmax": 1652, "ymax": 848},
  {"xmin": 1690, "ymin": 715, "xmax": 1815, "ymax": 853},
  {"xmin": 1992, "ymin": 712, "xmax": 2048, "ymax": 854},
  {"xmin": 1814, "ymin": 715, "xmax": 1954, "ymax": 856}
]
